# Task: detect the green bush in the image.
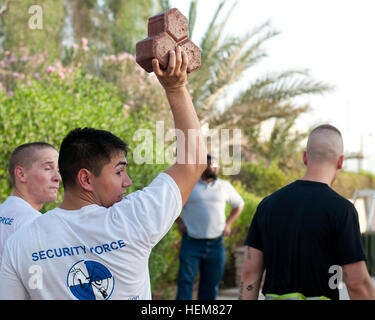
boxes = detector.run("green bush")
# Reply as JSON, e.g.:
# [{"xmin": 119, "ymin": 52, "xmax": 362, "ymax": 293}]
[
  {"xmin": 149, "ymin": 224, "xmax": 181, "ymax": 299},
  {"xmin": 224, "ymin": 181, "xmax": 261, "ymax": 253},
  {"xmin": 0, "ymin": 71, "xmax": 168, "ymax": 209},
  {"xmin": 332, "ymin": 170, "xmax": 375, "ymax": 199},
  {"xmin": 234, "ymin": 161, "xmax": 294, "ymax": 198}
]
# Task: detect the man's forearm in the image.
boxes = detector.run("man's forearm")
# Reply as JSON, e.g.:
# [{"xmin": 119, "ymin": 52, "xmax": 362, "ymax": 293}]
[
  {"xmin": 239, "ymin": 279, "xmax": 261, "ymax": 300},
  {"xmin": 165, "ymin": 86, "xmax": 205, "ymax": 165},
  {"xmin": 165, "ymin": 86, "xmax": 199, "ymax": 129},
  {"xmin": 239, "ymin": 246, "xmax": 264, "ymax": 300},
  {"xmin": 226, "ymin": 206, "xmax": 243, "ymax": 227},
  {"xmin": 154, "ymin": 48, "xmax": 207, "ymax": 205}
]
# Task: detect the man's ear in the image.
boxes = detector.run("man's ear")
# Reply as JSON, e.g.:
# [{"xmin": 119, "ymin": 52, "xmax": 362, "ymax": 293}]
[
  {"xmin": 14, "ymin": 166, "xmax": 27, "ymax": 184},
  {"xmin": 337, "ymin": 155, "xmax": 344, "ymax": 170},
  {"xmin": 77, "ymin": 168, "xmax": 94, "ymax": 192},
  {"xmin": 302, "ymin": 151, "xmax": 308, "ymax": 166}
]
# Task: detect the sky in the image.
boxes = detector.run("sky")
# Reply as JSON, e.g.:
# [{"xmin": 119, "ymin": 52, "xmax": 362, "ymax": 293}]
[{"xmin": 169, "ymin": 0, "xmax": 375, "ymax": 173}]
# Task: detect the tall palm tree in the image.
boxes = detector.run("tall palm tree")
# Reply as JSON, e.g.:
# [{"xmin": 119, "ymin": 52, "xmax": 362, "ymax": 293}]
[
  {"xmin": 160, "ymin": 0, "xmax": 332, "ymax": 164},
  {"xmin": 189, "ymin": 1, "xmax": 332, "ymax": 123}
]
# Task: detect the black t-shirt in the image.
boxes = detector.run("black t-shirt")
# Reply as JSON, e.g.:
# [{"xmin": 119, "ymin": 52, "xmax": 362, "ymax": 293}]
[{"xmin": 245, "ymin": 180, "xmax": 367, "ymax": 300}]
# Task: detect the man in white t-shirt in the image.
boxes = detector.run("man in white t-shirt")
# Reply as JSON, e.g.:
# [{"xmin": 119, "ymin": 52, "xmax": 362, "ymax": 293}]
[
  {"xmin": 176, "ymin": 154, "xmax": 244, "ymax": 300},
  {"xmin": 0, "ymin": 47, "xmax": 207, "ymax": 300},
  {"xmin": 0, "ymin": 142, "xmax": 61, "ymax": 263}
]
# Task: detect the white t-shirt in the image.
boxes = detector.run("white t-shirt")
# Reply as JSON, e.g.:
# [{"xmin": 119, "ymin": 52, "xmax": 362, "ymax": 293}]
[
  {"xmin": 0, "ymin": 196, "xmax": 40, "ymax": 264},
  {"xmin": 0, "ymin": 173, "xmax": 181, "ymax": 300},
  {"xmin": 182, "ymin": 178, "xmax": 244, "ymax": 239}
]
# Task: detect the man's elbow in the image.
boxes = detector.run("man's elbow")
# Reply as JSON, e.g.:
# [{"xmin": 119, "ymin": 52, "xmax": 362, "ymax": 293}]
[{"xmin": 346, "ymin": 278, "xmax": 375, "ymax": 300}]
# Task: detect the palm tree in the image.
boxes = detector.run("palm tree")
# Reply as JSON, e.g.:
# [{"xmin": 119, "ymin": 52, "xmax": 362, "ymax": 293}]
[
  {"xmin": 159, "ymin": 0, "xmax": 333, "ymax": 164},
  {"xmin": 190, "ymin": 1, "xmax": 332, "ymax": 120}
]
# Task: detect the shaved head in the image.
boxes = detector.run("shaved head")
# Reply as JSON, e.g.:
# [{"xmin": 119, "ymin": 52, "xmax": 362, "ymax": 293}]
[
  {"xmin": 8, "ymin": 142, "xmax": 57, "ymax": 186},
  {"xmin": 306, "ymin": 125, "xmax": 343, "ymax": 165}
]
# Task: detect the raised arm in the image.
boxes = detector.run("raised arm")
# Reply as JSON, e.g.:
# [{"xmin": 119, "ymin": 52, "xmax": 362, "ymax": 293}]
[{"xmin": 153, "ymin": 47, "xmax": 207, "ymax": 206}]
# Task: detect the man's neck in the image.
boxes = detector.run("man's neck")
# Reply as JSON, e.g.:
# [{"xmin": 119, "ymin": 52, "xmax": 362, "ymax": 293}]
[
  {"xmin": 300, "ymin": 167, "xmax": 335, "ymax": 186},
  {"xmin": 59, "ymin": 189, "xmax": 97, "ymax": 210}
]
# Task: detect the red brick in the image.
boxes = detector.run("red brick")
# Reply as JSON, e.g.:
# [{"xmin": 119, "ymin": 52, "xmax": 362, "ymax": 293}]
[
  {"xmin": 136, "ymin": 32, "xmax": 176, "ymax": 73},
  {"xmin": 178, "ymin": 38, "xmax": 201, "ymax": 73},
  {"xmin": 136, "ymin": 8, "xmax": 201, "ymax": 74},
  {"xmin": 148, "ymin": 8, "xmax": 188, "ymax": 42}
]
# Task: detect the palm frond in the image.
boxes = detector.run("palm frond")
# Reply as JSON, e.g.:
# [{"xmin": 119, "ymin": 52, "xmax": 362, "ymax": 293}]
[
  {"xmin": 157, "ymin": 0, "xmax": 171, "ymax": 12},
  {"xmin": 188, "ymin": 0, "xmax": 198, "ymax": 38},
  {"xmin": 191, "ymin": 20, "xmax": 281, "ymax": 122},
  {"xmin": 233, "ymin": 70, "xmax": 333, "ymax": 107},
  {"xmin": 183, "ymin": 0, "xmax": 333, "ymax": 166},
  {"xmin": 199, "ymin": 0, "xmax": 226, "ymax": 53}
]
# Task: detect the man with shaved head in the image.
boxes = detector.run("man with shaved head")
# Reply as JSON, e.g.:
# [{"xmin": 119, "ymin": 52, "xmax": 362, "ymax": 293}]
[
  {"xmin": 241, "ymin": 124, "xmax": 375, "ymax": 300},
  {"xmin": 305, "ymin": 124, "xmax": 344, "ymax": 184},
  {"xmin": 0, "ymin": 142, "xmax": 61, "ymax": 263}
]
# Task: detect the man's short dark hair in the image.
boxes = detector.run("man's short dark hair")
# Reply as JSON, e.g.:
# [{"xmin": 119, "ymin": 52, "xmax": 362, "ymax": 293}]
[
  {"xmin": 8, "ymin": 142, "xmax": 57, "ymax": 187},
  {"xmin": 58, "ymin": 128, "xmax": 128, "ymax": 189}
]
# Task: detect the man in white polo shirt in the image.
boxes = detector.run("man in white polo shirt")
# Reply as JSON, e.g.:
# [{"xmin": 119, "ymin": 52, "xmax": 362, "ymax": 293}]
[
  {"xmin": 0, "ymin": 47, "xmax": 207, "ymax": 300},
  {"xmin": 176, "ymin": 154, "xmax": 244, "ymax": 300},
  {"xmin": 0, "ymin": 142, "xmax": 61, "ymax": 264}
]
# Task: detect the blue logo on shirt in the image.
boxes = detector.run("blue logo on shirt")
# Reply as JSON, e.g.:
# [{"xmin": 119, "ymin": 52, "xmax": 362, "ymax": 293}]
[
  {"xmin": 0, "ymin": 216, "xmax": 14, "ymax": 225},
  {"xmin": 67, "ymin": 260, "xmax": 114, "ymax": 300}
]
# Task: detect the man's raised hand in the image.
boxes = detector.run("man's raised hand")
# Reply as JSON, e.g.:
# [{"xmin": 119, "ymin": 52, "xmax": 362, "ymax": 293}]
[{"xmin": 152, "ymin": 46, "xmax": 188, "ymax": 93}]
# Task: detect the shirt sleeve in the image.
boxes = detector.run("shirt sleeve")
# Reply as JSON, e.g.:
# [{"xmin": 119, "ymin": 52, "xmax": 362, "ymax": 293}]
[
  {"xmin": 244, "ymin": 203, "xmax": 263, "ymax": 251},
  {"xmin": 334, "ymin": 202, "xmax": 367, "ymax": 266},
  {"xmin": 112, "ymin": 173, "xmax": 182, "ymax": 248},
  {"xmin": 0, "ymin": 240, "xmax": 27, "ymax": 300},
  {"xmin": 224, "ymin": 181, "xmax": 245, "ymax": 208}
]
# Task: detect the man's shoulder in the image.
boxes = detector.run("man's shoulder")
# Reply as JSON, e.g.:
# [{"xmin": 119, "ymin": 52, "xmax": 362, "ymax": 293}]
[
  {"xmin": 0, "ymin": 197, "xmax": 40, "ymax": 232},
  {"xmin": 325, "ymin": 188, "xmax": 356, "ymax": 211},
  {"xmin": 127, "ymin": 172, "xmax": 181, "ymax": 200},
  {"xmin": 0, "ymin": 196, "xmax": 40, "ymax": 217},
  {"xmin": 119, "ymin": 172, "xmax": 182, "ymax": 213},
  {"xmin": 260, "ymin": 180, "xmax": 355, "ymax": 212},
  {"xmin": 262, "ymin": 181, "xmax": 297, "ymax": 200},
  {"xmin": 5, "ymin": 208, "xmax": 57, "ymax": 252},
  {"xmin": 146, "ymin": 172, "xmax": 180, "ymax": 190},
  {"xmin": 253, "ymin": 182, "xmax": 301, "ymax": 212},
  {"xmin": 215, "ymin": 178, "xmax": 235, "ymax": 188}
]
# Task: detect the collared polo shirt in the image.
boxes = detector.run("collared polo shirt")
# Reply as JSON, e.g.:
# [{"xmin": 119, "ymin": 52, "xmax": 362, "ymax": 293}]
[{"xmin": 182, "ymin": 178, "xmax": 244, "ymax": 239}]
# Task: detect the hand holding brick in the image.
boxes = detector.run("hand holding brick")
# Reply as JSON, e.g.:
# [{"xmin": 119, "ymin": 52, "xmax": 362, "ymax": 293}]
[{"xmin": 136, "ymin": 8, "xmax": 201, "ymax": 73}]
